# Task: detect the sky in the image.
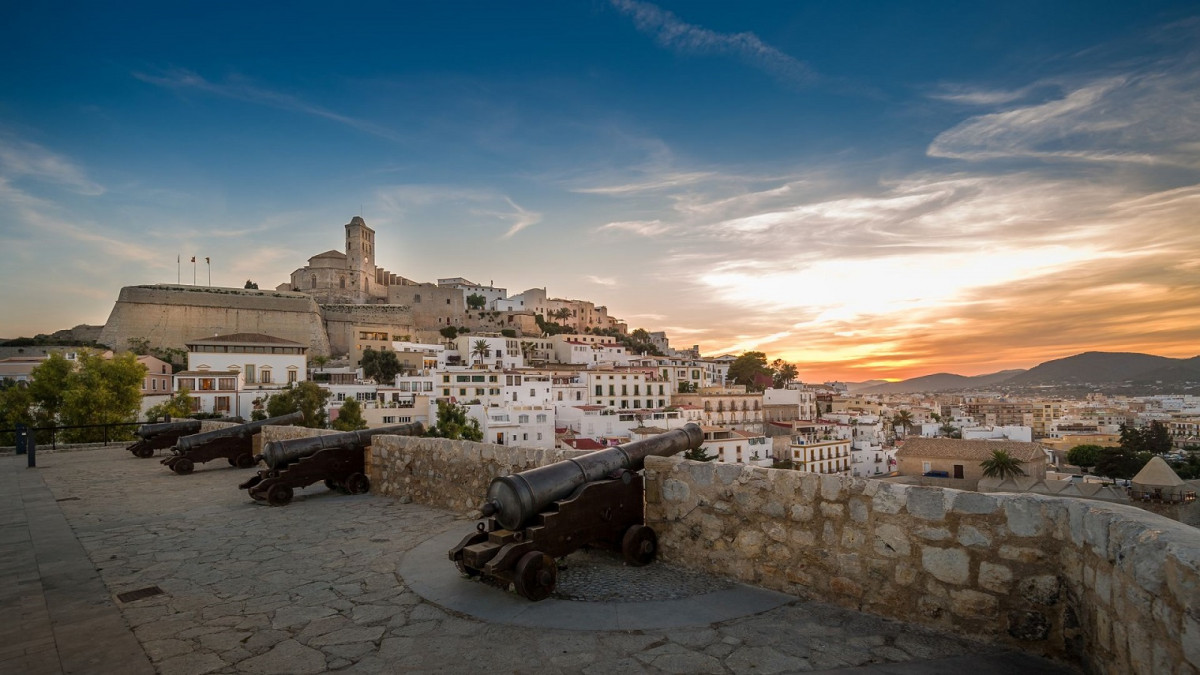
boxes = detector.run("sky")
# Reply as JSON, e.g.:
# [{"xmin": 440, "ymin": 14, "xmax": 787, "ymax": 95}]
[{"xmin": 2, "ymin": 1, "xmax": 1198, "ymax": 382}]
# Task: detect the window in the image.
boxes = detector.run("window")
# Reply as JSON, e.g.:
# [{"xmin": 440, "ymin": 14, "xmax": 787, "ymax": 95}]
[
  {"xmin": 476, "ymin": 388, "xmax": 485, "ymax": 396},
  {"xmin": 443, "ymin": 375, "xmax": 450, "ymax": 383},
  {"xmin": 288, "ymin": 370, "xmax": 297, "ymax": 384},
  {"xmin": 199, "ymin": 378, "xmax": 216, "ymax": 391},
  {"xmin": 215, "ymin": 396, "xmax": 230, "ymax": 412},
  {"xmin": 459, "ymin": 388, "xmax": 467, "ymax": 396},
  {"xmin": 536, "ymin": 414, "xmax": 547, "ymax": 423},
  {"xmin": 519, "ymin": 414, "xmax": 529, "ymax": 424},
  {"xmin": 261, "ymin": 369, "xmax": 272, "ymax": 384},
  {"xmin": 595, "ymin": 385, "xmax": 603, "ymax": 396},
  {"xmin": 383, "ymin": 416, "xmax": 396, "ymax": 424},
  {"xmin": 218, "ymin": 378, "xmax": 236, "ymax": 390},
  {"xmin": 443, "ymin": 388, "xmax": 450, "ymax": 396},
  {"xmin": 245, "ymin": 364, "xmax": 256, "ymax": 384}
]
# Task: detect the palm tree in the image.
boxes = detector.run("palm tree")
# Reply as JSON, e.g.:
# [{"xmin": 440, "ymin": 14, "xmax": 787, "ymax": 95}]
[
  {"xmin": 980, "ymin": 449, "xmax": 1027, "ymax": 480},
  {"xmin": 892, "ymin": 410, "xmax": 914, "ymax": 438},
  {"xmin": 472, "ymin": 339, "xmax": 490, "ymax": 366}
]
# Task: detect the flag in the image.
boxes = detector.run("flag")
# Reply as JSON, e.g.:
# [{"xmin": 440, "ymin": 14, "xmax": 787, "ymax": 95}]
[
  {"xmin": 177, "ymin": 254, "xmax": 180, "ymax": 263},
  {"xmin": 190, "ymin": 256, "xmax": 196, "ymax": 263},
  {"xmin": 205, "ymin": 257, "xmax": 210, "ymax": 264}
]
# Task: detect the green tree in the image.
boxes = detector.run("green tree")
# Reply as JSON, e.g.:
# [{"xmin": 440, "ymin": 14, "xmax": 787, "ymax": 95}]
[
  {"xmin": 500, "ymin": 329, "xmax": 516, "ymax": 338},
  {"xmin": 265, "ymin": 382, "xmax": 329, "ymax": 428},
  {"xmin": 59, "ymin": 351, "xmax": 147, "ymax": 442},
  {"xmin": 770, "ymin": 359, "xmax": 799, "ymax": 388},
  {"xmin": 727, "ymin": 351, "xmax": 772, "ymax": 391},
  {"xmin": 0, "ymin": 384, "xmax": 35, "ymax": 445},
  {"xmin": 1094, "ymin": 446, "xmax": 1152, "ymax": 481},
  {"xmin": 979, "ymin": 449, "xmax": 1027, "ymax": 480},
  {"xmin": 472, "ymin": 339, "xmax": 490, "ymax": 366},
  {"xmin": 145, "ymin": 390, "xmax": 195, "ymax": 422},
  {"xmin": 938, "ymin": 421, "xmax": 959, "ymax": 438},
  {"xmin": 1066, "ymin": 444, "xmax": 1104, "ymax": 473},
  {"xmin": 1144, "ymin": 421, "xmax": 1172, "ymax": 454},
  {"xmin": 28, "ymin": 353, "xmax": 74, "ymax": 433},
  {"xmin": 426, "ymin": 400, "xmax": 483, "ymax": 441},
  {"xmin": 331, "ymin": 398, "xmax": 368, "ymax": 431},
  {"xmin": 683, "ymin": 445, "xmax": 716, "ymax": 462},
  {"xmin": 466, "ymin": 293, "xmax": 487, "ymax": 309},
  {"xmin": 360, "ymin": 348, "xmax": 402, "ymax": 384},
  {"xmin": 439, "ymin": 326, "xmax": 459, "ymax": 340},
  {"xmin": 244, "ymin": 280, "xmax": 259, "ymax": 289},
  {"xmin": 1118, "ymin": 423, "xmax": 1145, "ymax": 454},
  {"xmin": 892, "ymin": 410, "xmax": 914, "ymax": 438}
]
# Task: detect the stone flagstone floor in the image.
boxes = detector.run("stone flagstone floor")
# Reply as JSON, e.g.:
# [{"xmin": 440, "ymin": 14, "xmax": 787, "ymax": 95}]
[{"xmin": 12, "ymin": 447, "xmax": 1076, "ymax": 674}]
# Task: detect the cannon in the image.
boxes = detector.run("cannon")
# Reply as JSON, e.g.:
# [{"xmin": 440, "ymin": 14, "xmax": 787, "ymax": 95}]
[
  {"xmin": 448, "ymin": 423, "xmax": 703, "ymax": 601},
  {"xmin": 160, "ymin": 411, "xmax": 305, "ymax": 475},
  {"xmin": 126, "ymin": 419, "xmax": 204, "ymax": 458},
  {"xmin": 239, "ymin": 422, "xmax": 425, "ymax": 506}
]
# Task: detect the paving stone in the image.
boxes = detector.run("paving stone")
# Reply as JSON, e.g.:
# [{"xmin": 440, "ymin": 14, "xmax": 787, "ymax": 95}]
[
  {"xmin": 156, "ymin": 651, "xmax": 226, "ymax": 675},
  {"xmin": 236, "ymin": 639, "xmax": 326, "ymax": 675}
]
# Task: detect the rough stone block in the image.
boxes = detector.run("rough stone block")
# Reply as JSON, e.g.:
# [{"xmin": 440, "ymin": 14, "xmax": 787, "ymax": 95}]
[
  {"xmin": 819, "ymin": 502, "xmax": 844, "ymax": 518},
  {"xmin": 921, "ymin": 546, "xmax": 969, "ymax": 585},
  {"xmin": 957, "ymin": 525, "xmax": 991, "ymax": 548},
  {"xmin": 871, "ymin": 483, "xmax": 907, "ymax": 515},
  {"xmin": 819, "ymin": 475, "xmax": 843, "ymax": 501},
  {"xmin": 952, "ymin": 491, "xmax": 998, "ymax": 515},
  {"xmin": 790, "ymin": 504, "xmax": 813, "ymax": 521},
  {"xmin": 978, "ymin": 561, "xmax": 1012, "ymax": 593},
  {"xmin": 661, "ymin": 478, "xmax": 690, "ymax": 503},
  {"xmin": 1018, "ymin": 574, "xmax": 1061, "ymax": 606},
  {"xmin": 873, "ymin": 523, "xmax": 911, "ymax": 558},
  {"xmin": 848, "ymin": 498, "xmax": 868, "ymax": 524},
  {"xmin": 915, "ymin": 527, "xmax": 950, "ymax": 542},
  {"xmin": 998, "ymin": 545, "xmax": 1045, "ymax": 563},
  {"xmin": 906, "ymin": 488, "xmax": 946, "ymax": 522},
  {"xmin": 950, "ymin": 589, "xmax": 999, "ymax": 619},
  {"xmin": 734, "ymin": 530, "xmax": 765, "ymax": 557},
  {"xmin": 1004, "ymin": 498, "xmax": 1044, "ymax": 537},
  {"xmin": 684, "ymin": 462, "xmax": 714, "ymax": 486}
]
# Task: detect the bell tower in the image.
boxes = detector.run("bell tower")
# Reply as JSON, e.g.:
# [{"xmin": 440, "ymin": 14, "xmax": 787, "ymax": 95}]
[{"xmin": 344, "ymin": 216, "xmax": 376, "ymax": 301}]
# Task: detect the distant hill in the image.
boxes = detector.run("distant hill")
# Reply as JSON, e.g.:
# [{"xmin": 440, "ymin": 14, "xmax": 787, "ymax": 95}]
[
  {"xmin": 1003, "ymin": 352, "xmax": 1200, "ymax": 387},
  {"xmin": 844, "ymin": 379, "xmax": 889, "ymax": 393},
  {"xmin": 860, "ymin": 369, "xmax": 1025, "ymax": 394},
  {"xmin": 857, "ymin": 352, "xmax": 1200, "ymax": 394}
]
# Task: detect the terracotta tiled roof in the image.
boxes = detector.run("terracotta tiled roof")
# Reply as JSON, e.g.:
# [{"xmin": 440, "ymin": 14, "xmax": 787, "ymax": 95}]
[
  {"xmin": 565, "ymin": 438, "xmax": 605, "ymax": 450},
  {"xmin": 895, "ymin": 437, "xmax": 1045, "ymax": 462}
]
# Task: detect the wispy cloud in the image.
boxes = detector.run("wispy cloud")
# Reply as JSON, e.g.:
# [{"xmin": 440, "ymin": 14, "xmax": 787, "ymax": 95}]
[
  {"xmin": 587, "ymin": 275, "xmax": 617, "ymax": 286},
  {"xmin": 574, "ymin": 171, "xmax": 715, "ymax": 195},
  {"xmin": 609, "ymin": 0, "xmax": 817, "ymax": 88},
  {"xmin": 0, "ymin": 136, "xmax": 104, "ymax": 195},
  {"xmin": 596, "ymin": 219, "xmax": 670, "ymax": 237},
  {"xmin": 929, "ymin": 84, "xmax": 1038, "ymax": 106},
  {"xmin": 929, "ymin": 70, "xmax": 1200, "ymax": 167},
  {"xmin": 134, "ymin": 68, "xmax": 406, "ymax": 142},
  {"xmin": 377, "ymin": 185, "xmax": 541, "ymax": 239}
]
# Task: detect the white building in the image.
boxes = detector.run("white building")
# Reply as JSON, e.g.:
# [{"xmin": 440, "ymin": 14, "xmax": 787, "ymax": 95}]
[
  {"xmin": 765, "ymin": 386, "xmax": 819, "ymax": 422},
  {"xmin": 181, "ymin": 333, "xmax": 307, "ymax": 418},
  {"xmin": 585, "ymin": 369, "xmax": 671, "ymax": 411},
  {"xmin": 452, "ymin": 334, "xmax": 523, "ymax": 370}
]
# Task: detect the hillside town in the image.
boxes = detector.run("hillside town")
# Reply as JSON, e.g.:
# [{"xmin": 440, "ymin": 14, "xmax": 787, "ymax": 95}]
[{"xmin": 3, "ymin": 217, "xmax": 1198, "ymax": 529}]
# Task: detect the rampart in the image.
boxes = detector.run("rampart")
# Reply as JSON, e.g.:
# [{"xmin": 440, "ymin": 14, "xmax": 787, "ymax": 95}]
[
  {"xmin": 319, "ymin": 304, "xmax": 416, "ymax": 356},
  {"xmin": 99, "ymin": 285, "xmax": 330, "ymax": 355},
  {"xmin": 239, "ymin": 425, "xmax": 1200, "ymax": 674}
]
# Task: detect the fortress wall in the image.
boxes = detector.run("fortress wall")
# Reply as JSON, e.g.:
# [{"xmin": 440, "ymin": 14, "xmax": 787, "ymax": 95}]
[
  {"xmin": 320, "ymin": 304, "xmax": 417, "ymax": 357},
  {"xmin": 99, "ymin": 285, "xmax": 330, "ymax": 356},
  {"xmin": 643, "ymin": 456, "xmax": 1200, "ymax": 675}
]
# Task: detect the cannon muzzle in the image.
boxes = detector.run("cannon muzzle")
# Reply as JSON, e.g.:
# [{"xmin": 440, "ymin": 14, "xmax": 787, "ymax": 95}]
[
  {"xmin": 483, "ymin": 422, "xmax": 703, "ymax": 530},
  {"xmin": 256, "ymin": 422, "xmax": 425, "ymax": 470},
  {"xmin": 174, "ymin": 411, "xmax": 305, "ymax": 452}
]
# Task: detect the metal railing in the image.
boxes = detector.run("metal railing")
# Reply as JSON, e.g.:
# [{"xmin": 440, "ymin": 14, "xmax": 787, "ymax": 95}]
[{"xmin": 1, "ymin": 421, "xmax": 144, "ymax": 451}]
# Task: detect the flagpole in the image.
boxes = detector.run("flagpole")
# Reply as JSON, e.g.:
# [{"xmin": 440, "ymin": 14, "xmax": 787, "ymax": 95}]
[
  {"xmin": 177, "ymin": 254, "xmax": 180, "ymax": 284},
  {"xmin": 192, "ymin": 257, "xmax": 196, "ymax": 285},
  {"xmin": 206, "ymin": 257, "xmax": 211, "ymax": 286}
]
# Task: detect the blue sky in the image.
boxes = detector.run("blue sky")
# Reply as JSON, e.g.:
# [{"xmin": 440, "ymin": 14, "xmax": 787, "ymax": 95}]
[{"xmin": 2, "ymin": 1, "xmax": 1198, "ymax": 380}]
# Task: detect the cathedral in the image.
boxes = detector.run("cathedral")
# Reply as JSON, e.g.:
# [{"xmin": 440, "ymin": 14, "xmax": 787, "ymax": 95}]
[{"xmin": 279, "ymin": 217, "xmax": 407, "ymax": 304}]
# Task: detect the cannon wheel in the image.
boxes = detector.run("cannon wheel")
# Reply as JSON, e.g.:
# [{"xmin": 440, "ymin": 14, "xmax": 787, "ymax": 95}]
[
  {"xmin": 134, "ymin": 446, "xmax": 155, "ymax": 459},
  {"xmin": 514, "ymin": 551, "xmax": 556, "ymax": 601},
  {"xmin": 235, "ymin": 453, "xmax": 256, "ymax": 469},
  {"xmin": 171, "ymin": 458, "xmax": 195, "ymax": 475},
  {"xmin": 621, "ymin": 524, "xmax": 657, "ymax": 567},
  {"xmin": 345, "ymin": 473, "xmax": 370, "ymax": 495},
  {"xmin": 267, "ymin": 484, "xmax": 293, "ymax": 506}
]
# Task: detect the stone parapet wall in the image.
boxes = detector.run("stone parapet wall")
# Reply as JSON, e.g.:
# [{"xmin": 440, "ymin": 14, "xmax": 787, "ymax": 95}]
[
  {"xmin": 643, "ymin": 456, "xmax": 1200, "ymax": 675},
  {"xmin": 367, "ymin": 436, "xmax": 587, "ymax": 513}
]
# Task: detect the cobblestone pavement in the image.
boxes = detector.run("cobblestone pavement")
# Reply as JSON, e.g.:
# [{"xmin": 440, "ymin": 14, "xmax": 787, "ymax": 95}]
[{"xmin": 27, "ymin": 447, "xmax": 1073, "ymax": 674}]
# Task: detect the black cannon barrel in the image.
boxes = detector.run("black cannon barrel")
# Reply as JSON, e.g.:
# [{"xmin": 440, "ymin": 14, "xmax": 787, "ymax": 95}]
[
  {"xmin": 483, "ymin": 422, "xmax": 703, "ymax": 531},
  {"xmin": 257, "ymin": 422, "xmax": 426, "ymax": 470},
  {"xmin": 174, "ymin": 411, "xmax": 305, "ymax": 452},
  {"xmin": 135, "ymin": 419, "xmax": 202, "ymax": 440}
]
